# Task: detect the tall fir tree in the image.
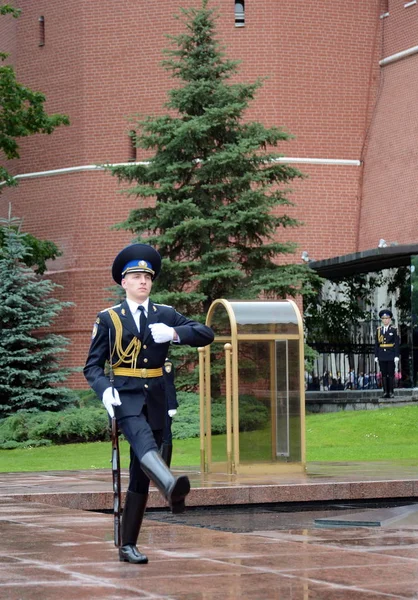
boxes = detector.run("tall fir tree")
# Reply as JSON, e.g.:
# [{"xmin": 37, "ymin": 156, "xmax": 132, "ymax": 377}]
[
  {"xmin": 109, "ymin": 0, "xmax": 321, "ymax": 386},
  {"xmin": 0, "ymin": 210, "xmax": 75, "ymax": 417}
]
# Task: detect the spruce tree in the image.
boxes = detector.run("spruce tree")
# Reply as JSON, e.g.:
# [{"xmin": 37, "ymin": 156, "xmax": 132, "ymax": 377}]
[
  {"xmin": 0, "ymin": 210, "xmax": 75, "ymax": 417},
  {"xmin": 110, "ymin": 1, "xmax": 319, "ymax": 310},
  {"xmin": 0, "ymin": 228, "xmax": 61, "ymax": 275},
  {"xmin": 109, "ymin": 1, "xmax": 321, "ymax": 386}
]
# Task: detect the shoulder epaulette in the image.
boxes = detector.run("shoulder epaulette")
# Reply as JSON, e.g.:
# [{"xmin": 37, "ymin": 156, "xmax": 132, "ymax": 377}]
[{"xmin": 99, "ymin": 304, "xmax": 121, "ymax": 314}]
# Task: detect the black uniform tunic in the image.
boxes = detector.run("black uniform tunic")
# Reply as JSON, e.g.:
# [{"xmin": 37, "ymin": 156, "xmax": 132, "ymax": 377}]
[{"xmin": 374, "ymin": 324, "xmax": 399, "ymax": 379}]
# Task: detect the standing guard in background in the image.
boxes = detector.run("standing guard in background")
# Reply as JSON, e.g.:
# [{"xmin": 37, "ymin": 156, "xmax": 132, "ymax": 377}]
[
  {"xmin": 374, "ymin": 308, "xmax": 400, "ymax": 399},
  {"xmin": 84, "ymin": 243, "xmax": 214, "ymax": 564},
  {"xmin": 161, "ymin": 358, "xmax": 177, "ymax": 468}
]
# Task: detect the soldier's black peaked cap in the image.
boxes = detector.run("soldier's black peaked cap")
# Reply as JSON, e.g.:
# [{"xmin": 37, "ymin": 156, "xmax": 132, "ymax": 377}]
[
  {"xmin": 379, "ymin": 309, "xmax": 393, "ymax": 319},
  {"xmin": 112, "ymin": 243, "xmax": 162, "ymax": 285}
]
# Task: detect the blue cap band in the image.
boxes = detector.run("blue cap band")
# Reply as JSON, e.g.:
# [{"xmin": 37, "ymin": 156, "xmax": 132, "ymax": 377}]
[{"xmin": 122, "ymin": 259, "xmax": 155, "ymax": 277}]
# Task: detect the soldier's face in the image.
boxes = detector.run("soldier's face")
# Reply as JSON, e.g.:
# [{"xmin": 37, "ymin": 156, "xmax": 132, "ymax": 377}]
[
  {"xmin": 121, "ymin": 272, "xmax": 153, "ymax": 303},
  {"xmin": 381, "ymin": 316, "xmax": 391, "ymax": 326}
]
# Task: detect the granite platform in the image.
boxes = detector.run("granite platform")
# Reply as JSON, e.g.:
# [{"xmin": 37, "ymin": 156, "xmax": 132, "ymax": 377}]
[
  {"xmin": 1, "ymin": 461, "xmax": 418, "ymax": 598},
  {"xmin": 1, "ymin": 460, "xmax": 417, "ymax": 512}
]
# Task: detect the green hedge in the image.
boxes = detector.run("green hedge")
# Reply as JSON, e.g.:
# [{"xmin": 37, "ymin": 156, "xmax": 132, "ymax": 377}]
[
  {"xmin": 0, "ymin": 407, "xmax": 109, "ymax": 449},
  {"xmin": 0, "ymin": 391, "xmax": 269, "ymax": 448},
  {"xmin": 172, "ymin": 392, "xmax": 269, "ymax": 439}
]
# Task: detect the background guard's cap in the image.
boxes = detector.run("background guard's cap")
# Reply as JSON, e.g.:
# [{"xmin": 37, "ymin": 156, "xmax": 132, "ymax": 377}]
[
  {"xmin": 112, "ymin": 243, "xmax": 162, "ymax": 285},
  {"xmin": 379, "ymin": 309, "xmax": 393, "ymax": 319}
]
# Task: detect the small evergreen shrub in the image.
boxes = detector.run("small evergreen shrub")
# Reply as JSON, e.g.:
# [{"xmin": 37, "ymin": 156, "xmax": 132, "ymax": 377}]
[
  {"xmin": 30, "ymin": 408, "xmax": 109, "ymax": 443},
  {"xmin": 171, "ymin": 392, "xmax": 269, "ymax": 440},
  {"xmin": 76, "ymin": 389, "xmax": 100, "ymax": 408},
  {"xmin": 0, "ymin": 438, "xmax": 52, "ymax": 449},
  {"xmin": 0, "ymin": 406, "xmax": 109, "ymax": 448},
  {"xmin": 0, "ymin": 390, "xmax": 269, "ymax": 447}
]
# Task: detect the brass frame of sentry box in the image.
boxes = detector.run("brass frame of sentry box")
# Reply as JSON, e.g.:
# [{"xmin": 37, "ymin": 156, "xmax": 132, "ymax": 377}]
[{"xmin": 198, "ymin": 299, "xmax": 306, "ymax": 476}]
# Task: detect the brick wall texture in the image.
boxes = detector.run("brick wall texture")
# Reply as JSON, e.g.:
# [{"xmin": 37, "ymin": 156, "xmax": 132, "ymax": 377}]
[{"xmin": 0, "ymin": 0, "xmax": 417, "ymax": 387}]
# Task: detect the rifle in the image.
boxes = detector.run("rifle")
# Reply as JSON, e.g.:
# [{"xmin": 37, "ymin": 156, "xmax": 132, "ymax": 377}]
[
  {"xmin": 109, "ymin": 329, "xmax": 121, "ymax": 547},
  {"xmin": 111, "ymin": 416, "xmax": 121, "ymax": 547}
]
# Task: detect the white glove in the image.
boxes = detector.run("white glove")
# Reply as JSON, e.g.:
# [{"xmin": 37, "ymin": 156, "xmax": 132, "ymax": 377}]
[
  {"xmin": 394, "ymin": 357, "xmax": 399, "ymax": 364},
  {"xmin": 168, "ymin": 409, "xmax": 177, "ymax": 418},
  {"xmin": 375, "ymin": 357, "xmax": 379, "ymax": 363},
  {"xmin": 102, "ymin": 387, "xmax": 121, "ymax": 418},
  {"xmin": 149, "ymin": 323, "xmax": 175, "ymax": 343}
]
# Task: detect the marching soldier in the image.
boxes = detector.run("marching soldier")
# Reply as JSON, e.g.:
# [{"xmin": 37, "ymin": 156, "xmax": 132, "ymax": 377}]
[
  {"xmin": 374, "ymin": 308, "xmax": 400, "ymax": 399},
  {"xmin": 84, "ymin": 243, "xmax": 214, "ymax": 564}
]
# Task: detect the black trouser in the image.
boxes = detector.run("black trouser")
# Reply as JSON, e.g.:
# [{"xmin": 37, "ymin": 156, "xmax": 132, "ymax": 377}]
[
  {"xmin": 379, "ymin": 360, "xmax": 395, "ymax": 395},
  {"xmin": 118, "ymin": 412, "xmax": 162, "ymax": 494}
]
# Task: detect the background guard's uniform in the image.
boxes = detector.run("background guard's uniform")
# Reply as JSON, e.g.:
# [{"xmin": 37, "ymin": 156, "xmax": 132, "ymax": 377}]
[{"xmin": 374, "ymin": 323, "xmax": 400, "ymax": 398}]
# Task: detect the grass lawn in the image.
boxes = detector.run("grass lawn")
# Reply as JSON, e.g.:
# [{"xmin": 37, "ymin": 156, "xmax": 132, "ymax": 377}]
[
  {"xmin": 1, "ymin": 405, "xmax": 418, "ymax": 472},
  {"xmin": 306, "ymin": 404, "xmax": 418, "ymax": 461}
]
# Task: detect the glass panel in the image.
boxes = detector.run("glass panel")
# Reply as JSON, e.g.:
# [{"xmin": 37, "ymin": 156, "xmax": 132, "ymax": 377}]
[
  {"xmin": 208, "ymin": 341, "xmax": 228, "ymax": 466},
  {"xmin": 238, "ymin": 341, "xmax": 272, "ymax": 462},
  {"xmin": 288, "ymin": 339, "xmax": 302, "ymax": 461},
  {"xmin": 274, "ymin": 340, "xmax": 301, "ymax": 461},
  {"xmin": 230, "ymin": 301, "xmax": 299, "ymax": 335},
  {"xmin": 394, "ymin": 264, "xmax": 413, "ymax": 388},
  {"xmin": 411, "ymin": 255, "xmax": 418, "ymax": 386},
  {"xmin": 275, "ymin": 341, "xmax": 289, "ymax": 457}
]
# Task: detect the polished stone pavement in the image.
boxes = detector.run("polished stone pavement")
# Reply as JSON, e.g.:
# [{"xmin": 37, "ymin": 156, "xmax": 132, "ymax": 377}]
[{"xmin": 1, "ymin": 461, "xmax": 418, "ymax": 599}]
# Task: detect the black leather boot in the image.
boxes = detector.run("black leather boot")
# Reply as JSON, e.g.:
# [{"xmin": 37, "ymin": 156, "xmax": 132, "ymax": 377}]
[
  {"xmin": 381, "ymin": 377, "xmax": 387, "ymax": 398},
  {"xmin": 161, "ymin": 443, "xmax": 173, "ymax": 468},
  {"xmin": 119, "ymin": 491, "xmax": 148, "ymax": 564},
  {"xmin": 140, "ymin": 450, "xmax": 190, "ymax": 514}
]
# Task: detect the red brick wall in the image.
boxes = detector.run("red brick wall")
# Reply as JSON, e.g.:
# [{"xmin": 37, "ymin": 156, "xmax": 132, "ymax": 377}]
[
  {"xmin": 359, "ymin": 2, "xmax": 418, "ymax": 249},
  {"xmin": 383, "ymin": 0, "xmax": 418, "ymax": 57},
  {"xmin": 1, "ymin": 1, "xmax": 389, "ymax": 387}
]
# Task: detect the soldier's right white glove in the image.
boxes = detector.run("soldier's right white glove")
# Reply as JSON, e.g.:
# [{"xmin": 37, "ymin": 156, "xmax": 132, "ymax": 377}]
[
  {"xmin": 168, "ymin": 409, "xmax": 177, "ymax": 418},
  {"xmin": 374, "ymin": 357, "xmax": 379, "ymax": 363},
  {"xmin": 102, "ymin": 387, "xmax": 121, "ymax": 418}
]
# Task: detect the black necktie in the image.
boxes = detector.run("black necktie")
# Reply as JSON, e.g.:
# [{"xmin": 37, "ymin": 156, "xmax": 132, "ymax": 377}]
[{"xmin": 138, "ymin": 305, "xmax": 147, "ymax": 340}]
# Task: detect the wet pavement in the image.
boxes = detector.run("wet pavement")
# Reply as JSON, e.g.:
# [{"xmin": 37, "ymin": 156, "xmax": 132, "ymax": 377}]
[{"xmin": 1, "ymin": 462, "xmax": 418, "ymax": 598}]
